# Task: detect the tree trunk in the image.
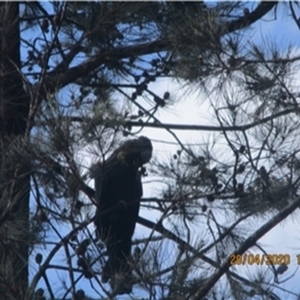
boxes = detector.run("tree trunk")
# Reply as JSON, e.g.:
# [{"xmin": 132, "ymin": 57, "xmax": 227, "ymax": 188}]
[{"xmin": 0, "ymin": 3, "xmax": 30, "ymax": 299}]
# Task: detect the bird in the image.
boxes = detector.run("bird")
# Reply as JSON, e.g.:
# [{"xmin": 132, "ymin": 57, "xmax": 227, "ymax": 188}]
[{"xmin": 92, "ymin": 136, "xmax": 153, "ymax": 293}]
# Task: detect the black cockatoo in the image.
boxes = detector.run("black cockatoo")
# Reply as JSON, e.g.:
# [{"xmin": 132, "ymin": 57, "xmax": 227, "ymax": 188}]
[{"xmin": 92, "ymin": 136, "xmax": 152, "ymax": 292}]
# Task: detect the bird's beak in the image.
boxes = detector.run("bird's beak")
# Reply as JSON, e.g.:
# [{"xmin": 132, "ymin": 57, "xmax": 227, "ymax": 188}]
[{"xmin": 140, "ymin": 150, "xmax": 152, "ymax": 164}]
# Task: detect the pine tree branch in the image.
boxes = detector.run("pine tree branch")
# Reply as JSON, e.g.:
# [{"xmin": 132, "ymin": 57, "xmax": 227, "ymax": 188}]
[
  {"xmin": 125, "ymin": 108, "xmax": 295, "ymax": 132},
  {"xmin": 41, "ymin": 2, "xmax": 277, "ymax": 93},
  {"xmin": 227, "ymin": 1, "xmax": 278, "ymax": 32},
  {"xmin": 194, "ymin": 196, "xmax": 300, "ymax": 299}
]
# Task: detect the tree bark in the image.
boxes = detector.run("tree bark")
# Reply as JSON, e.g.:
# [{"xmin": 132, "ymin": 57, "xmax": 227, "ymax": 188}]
[{"xmin": 0, "ymin": 3, "xmax": 30, "ymax": 299}]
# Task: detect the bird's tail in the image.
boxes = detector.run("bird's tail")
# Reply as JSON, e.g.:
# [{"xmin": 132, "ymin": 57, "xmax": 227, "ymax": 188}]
[
  {"xmin": 102, "ymin": 256, "xmax": 134, "ymax": 294},
  {"xmin": 101, "ymin": 255, "xmax": 131, "ymax": 282}
]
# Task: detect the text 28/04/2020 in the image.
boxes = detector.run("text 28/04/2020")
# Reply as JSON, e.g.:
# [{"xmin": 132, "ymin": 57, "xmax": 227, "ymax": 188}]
[{"xmin": 229, "ymin": 254, "xmax": 291, "ymax": 265}]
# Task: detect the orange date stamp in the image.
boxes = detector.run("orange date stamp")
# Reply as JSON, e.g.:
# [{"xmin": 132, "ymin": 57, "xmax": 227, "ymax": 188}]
[{"xmin": 229, "ymin": 254, "xmax": 290, "ymax": 266}]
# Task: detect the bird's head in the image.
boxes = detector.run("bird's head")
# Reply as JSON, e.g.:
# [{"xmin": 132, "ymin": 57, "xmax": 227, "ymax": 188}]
[
  {"xmin": 100, "ymin": 136, "xmax": 152, "ymax": 171},
  {"xmin": 117, "ymin": 136, "xmax": 153, "ymax": 169},
  {"xmin": 136, "ymin": 136, "xmax": 153, "ymax": 165}
]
